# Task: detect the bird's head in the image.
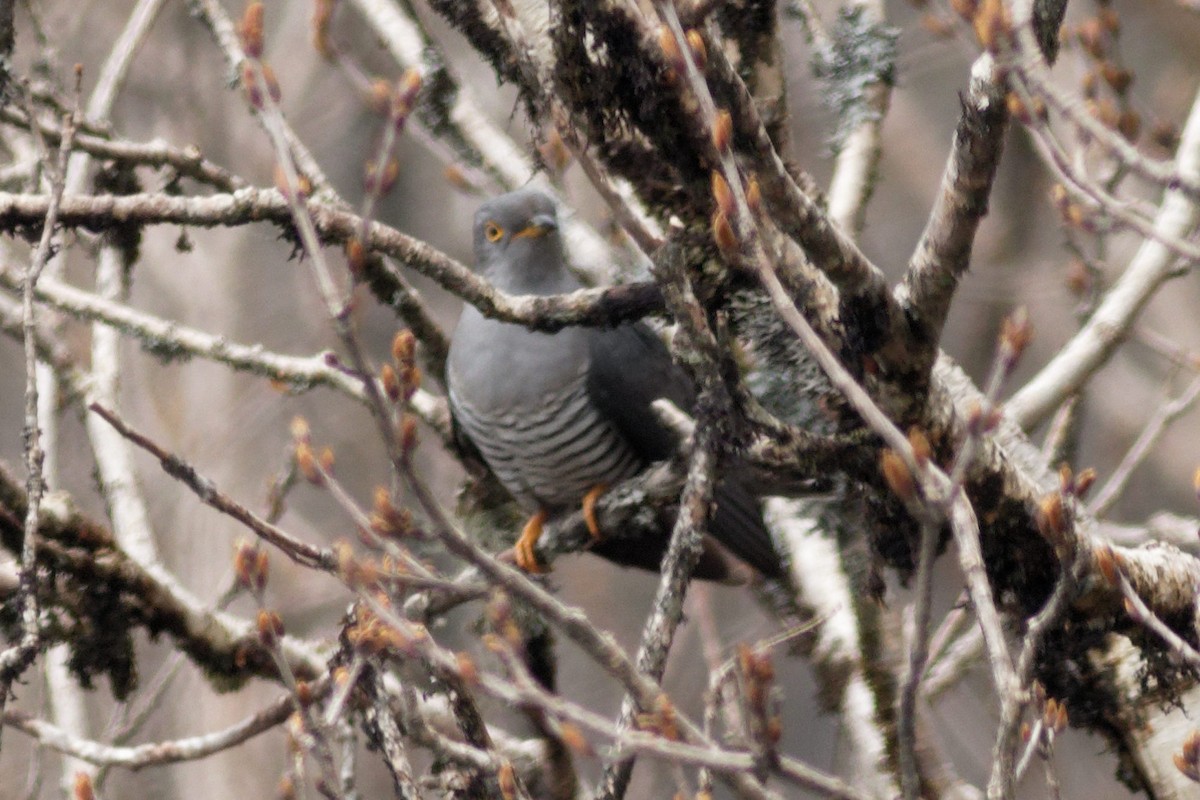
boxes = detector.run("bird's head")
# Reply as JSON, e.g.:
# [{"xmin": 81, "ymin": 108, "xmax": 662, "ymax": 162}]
[{"xmin": 472, "ymin": 188, "xmax": 569, "ymax": 294}]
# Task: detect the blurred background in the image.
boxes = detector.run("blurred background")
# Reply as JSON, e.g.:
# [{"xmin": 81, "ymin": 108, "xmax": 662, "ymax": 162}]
[{"xmin": 1, "ymin": 0, "xmax": 1198, "ymax": 796}]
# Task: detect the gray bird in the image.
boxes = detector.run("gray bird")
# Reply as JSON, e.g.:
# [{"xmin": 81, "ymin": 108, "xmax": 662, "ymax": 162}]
[{"xmin": 446, "ymin": 188, "xmax": 781, "ymax": 580}]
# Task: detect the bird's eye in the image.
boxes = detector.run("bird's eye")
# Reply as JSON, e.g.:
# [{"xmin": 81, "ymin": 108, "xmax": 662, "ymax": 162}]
[{"xmin": 484, "ymin": 222, "xmax": 504, "ymax": 242}]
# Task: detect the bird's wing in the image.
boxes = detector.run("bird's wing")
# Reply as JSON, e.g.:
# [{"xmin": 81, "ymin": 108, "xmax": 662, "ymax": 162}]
[
  {"xmin": 586, "ymin": 323, "xmax": 783, "ymax": 579},
  {"xmin": 585, "ymin": 322, "xmax": 694, "ymax": 462}
]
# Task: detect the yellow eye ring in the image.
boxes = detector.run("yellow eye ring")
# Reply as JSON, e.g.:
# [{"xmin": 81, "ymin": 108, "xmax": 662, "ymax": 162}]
[{"xmin": 484, "ymin": 222, "xmax": 504, "ymax": 242}]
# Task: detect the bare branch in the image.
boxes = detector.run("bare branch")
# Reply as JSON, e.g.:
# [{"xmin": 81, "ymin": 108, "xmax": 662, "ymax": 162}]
[
  {"xmin": 3, "ymin": 682, "xmax": 321, "ymax": 770},
  {"xmin": 1006, "ymin": 66, "xmax": 1200, "ymax": 429}
]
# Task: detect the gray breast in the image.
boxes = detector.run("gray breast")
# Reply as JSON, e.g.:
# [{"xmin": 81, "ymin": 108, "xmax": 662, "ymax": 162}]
[{"xmin": 449, "ymin": 366, "xmax": 643, "ymax": 510}]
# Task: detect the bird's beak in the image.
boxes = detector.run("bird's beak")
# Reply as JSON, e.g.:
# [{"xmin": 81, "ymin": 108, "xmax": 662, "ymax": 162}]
[{"xmin": 513, "ymin": 214, "xmax": 558, "ymax": 239}]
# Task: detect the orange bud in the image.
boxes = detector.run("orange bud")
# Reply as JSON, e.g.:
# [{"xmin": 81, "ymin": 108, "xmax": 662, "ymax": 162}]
[
  {"xmin": 346, "ymin": 238, "xmax": 366, "ymax": 275},
  {"xmin": 241, "ymin": 62, "xmax": 262, "ymax": 109},
  {"xmin": 1081, "ymin": 70, "xmax": 1099, "ymax": 100},
  {"xmin": 1077, "ymin": 18, "xmax": 1106, "ymax": 58},
  {"xmin": 908, "ymin": 427, "xmax": 932, "ymax": 466},
  {"xmin": 455, "ymin": 651, "xmax": 478, "ymax": 684},
  {"xmin": 371, "ymin": 487, "xmax": 412, "ymax": 538},
  {"xmin": 498, "ymin": 762, "xmax": 517, "ymax": 800},
  {"xmin": 392, "ymin": 329, "xmax": 416, "ymax": 368},
  {"xmin": 1059, "ymin": 463, "xmax": 1074, "ymax": 494},
  {"xmin": 373, "ymin": 157, "xmax": 401, "ymax": 195},
  {"xmin": 1093, "ymin": 97, "xmax": 1120, "ymax": 130},
  {"xmin": 1094, "ymin": 543, "xmax": 1119, "ymax": 587},
  {"xmin": 255, "ymin": 549, "xmax": 269, "ymax": 588},
  {"xmin": 381, "ymin": 364, "xmax": 400, "ymax": 402},
  {"xmin": 880, "ymin": 449, "xmax": 915, "ymax": 501},
  {"xmin": 539, "ymin": 126, "xmax": 571, "ymax": 173},
  {"xmin": 234, "ymin": 539, "xmax": 255, "ymax": 587},
  {"xmin": 1074, "ymin": 467, "xmax": 1097, "ymax": 497},
  {"xmin": 257, "ymin": 609, "xmax": 284, "ymax": 645},
  {"xmin": 334, "ymin": 540, "xmax": 354, "ymax": 579},
  {"xmin": 711, "ymin": 171, "xmax": 734, "ymax": 216},
  {"xmin": 1184, "ymin": 730, "xmax": 1200, "ymax": 761},
  {"xmin": 1122, "ymin": 595, "xmax": 1140, "ymax": 621},
  {"xmin": 1005, "ymin": 92, "xmax": 1046, "ymax": 125},
  {"xmin": 73, "ymin": 773, "xmax": 95, "ymax": 800},
  {"xmin": 1054, "ymin": 701, "xmax": 1069, "ymax": 733},
  {"xmin": 382, "ymin": 158, "xmax": 401, "ymax": 194},
  {"xmin": 1174, "ymin": 752, "xmax": 1200, "ymax": 782},
  {"xmin": 765, "ymin": 715, "xmax": 783, "ymax": 745},
  {"xmin": 737, "ymin": 642, "xmax": 754, "ymax": 675},
  {"xmin": 443, "ymin": 163, "xmax": 472, "ymax": 190},
  {"xmin": 712, "ymin": 109, "xmax": 733, "ymax": 153},
  {"xmin": 1032, "ymin": 95, "xmax": 1048, "ymax": 122},
  {"xmin": 746, "ymin": 680, "xmax": 765, "ymax": 711},
  {"xmin": 400, "ymin": 416, "xmax": 418, "ymax": 454},
  {"xmin": 1043, "ymin": 698, "xmax": 1059, "ymax": 728},
  {"xmin": 685, "ymin": 29, "xmax": 707, "ymax": 70},
  {"xmin": 1037, "ymin": 492, "xmax": 1067, "ymax": 537},
  {"xmin": 559, "ymin": 721, "xmax": 594, "ymax": 756},
  {"xmin": 712, "ymin": 209, "xmax": 737, "ymax": 255},
  {"xmin": 1065, "ymin": 258, "xmax": 1090, "ymax": 296},
  {"xmin": 1100, "ymin": 62, "xmax": 1132, "ymax": 94},
  {"xmin": 1063, "ymin": 201, "xmax": 1088, "ymax": 230},
  {"xmin": 261, "ymin": 62, "xmax": 281, "ymax": 103},
  {"xmin": 274, "ymin": 163, "xmax": 308, "ymax": 200},
  {"xmin": 1151, "ymin": 120, "xmax": 1179, "ymax": 151},
  {"xmin": 239, "ymin": 2, "xmax": 265, "ymax": 59},
  {"xmin": 296, "ymin": 441, "xmax": 322, "ymax": 486},
  {"xmin": 402, "ymin": 365, "xmax": 422, "ymax": 400},
  {"xmin": 1006, "ymin": 92, "xmax": 1031, "ymax": 124},
  {"xmin": 1117, "ymin": 110, "xmax": 1141, "ymax": 143},
  {"xmin": 290, "ymin": 415, "xmax": 311, "ymax": 442},
  {"xmin": 752, "ymin": 651, "xmax": 775, "ymax": 683},
  {"xmin": 656, "ymin": 694, "xmax": 679, "ymax": 741},
  {"xmin": 367, "ymin": 78, "xmax": 392, "ymax": 115},
  {"xmin": 950, "ymin": 0, "xmax": 977, "ymax": 21},
  {"xmin": 395, "ymin": 67, "xmax": 423, "ymax": 116},
  {"xmin": 234, "ymin": 540, "xmax": 269, "ymax": 593},
  {"xmin": 745, "ymin": 175, "xmax": 762, "ymax": 215},
  {"xmin": 1050, "ymin": 183, "xmax": 1069, "ymax": 209},
  {"xmin": 1000, "ymin": 306, "xmax": 1032, "ymax": 362},
  {"xmin": 973, "ymin": 0, "xmax": 1009, "ymax": 51},
  {"xmin": 966, "ymin": 400, "xmax": 1000, "ymax": 434},
  {"xmin": 312, "ymin": 0, "xmax": 335, "ymax": 59},
  {"xmin": 657, "ymin": 25, "xmax": 684, "ymax": 72},
  {"xmin": 1097, "ymin": 8, "xmax": 1120, "ymax": 35}
]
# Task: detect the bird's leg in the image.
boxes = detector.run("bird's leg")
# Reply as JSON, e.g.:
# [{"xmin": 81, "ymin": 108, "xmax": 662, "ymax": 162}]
[
  {"xmin": 515, "ymin": 509, "xmax": 550, "ymax": 573},
  {"xmin": 582, "ymin": 483, "xmax": 608, "ymax": 539}
]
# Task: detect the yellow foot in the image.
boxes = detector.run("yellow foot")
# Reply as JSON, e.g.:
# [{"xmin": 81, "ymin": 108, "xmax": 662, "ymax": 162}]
[
  {"xmin": 515, "ymin": 509, "xmax": 549, "ymax": 574},
  {"xmin": 582, "ymin": 483, "xmax": 609, "ymax": 540}
]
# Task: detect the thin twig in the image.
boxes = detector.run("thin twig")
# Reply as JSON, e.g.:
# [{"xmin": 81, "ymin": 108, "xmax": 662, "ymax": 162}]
[
  {"xmin": 1088, "ymin": 374, "xmax": 1200, "ymax": 516},
  {"xmin": 898, "ymin": 517, "xmax": 939, "ymax": 799},
  {"xmin": 1006, "ymin": 82, "xmax": 1200, "ymax": 429},
  {"xmin": 0, "ymin": 190, "xmax": 666, "ymax": 332},
  {"xmin": 1, "ymin": 84, "xmax": 75, "ymax": 721},
  {"xmin": 3, "ymin": 681, "xmax": 327, "ymax": 770},
  {"xmin": 88, "ymin": 403, "xmax": 335, "ymax": 572}
]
